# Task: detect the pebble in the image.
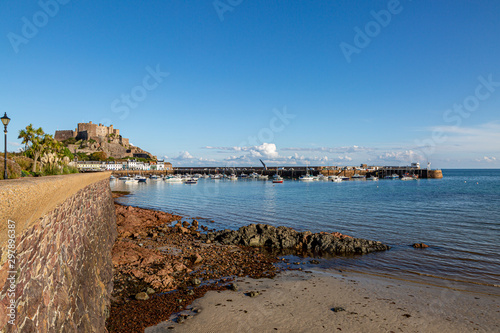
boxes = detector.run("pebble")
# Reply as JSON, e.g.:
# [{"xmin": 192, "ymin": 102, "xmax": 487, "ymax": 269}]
[
  {"xmin": 332, "ymin": 307, "xmax": 345, "ymax": 312},
  {"xmin": 135, "ymin": 292, "xmax": 149, "ymax": 301}
]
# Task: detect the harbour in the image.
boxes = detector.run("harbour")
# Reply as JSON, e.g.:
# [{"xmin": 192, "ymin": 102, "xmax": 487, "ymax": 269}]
[{"xmin": 111, "ymin": 169, "xmax": 500, "ymax": 292}]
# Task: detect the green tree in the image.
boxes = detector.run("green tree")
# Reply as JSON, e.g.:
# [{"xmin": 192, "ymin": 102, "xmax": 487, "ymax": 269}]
[
  {"xmin": 18, "ymin": 125, "xmax": 45, "ymax": 172},
  {"xmin": 61, "ymin": 147, "xmax": 75, "ymax": 161}
]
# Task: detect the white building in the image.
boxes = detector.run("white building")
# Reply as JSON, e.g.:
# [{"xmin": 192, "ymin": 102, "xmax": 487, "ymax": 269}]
[
  {"xmin": 105, "ymin": 162, "xmax": 123, "ymax": 171},
  {"xmin": 76, "ymin": 161, "xmax": 105, "ymax": 172}
]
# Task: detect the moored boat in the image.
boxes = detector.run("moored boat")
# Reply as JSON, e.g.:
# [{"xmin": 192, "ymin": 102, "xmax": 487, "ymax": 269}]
[
  {"xmin": 184, "ymin": 178, "xmax": 198, "ymax": 184},
  {"xmin": 272, "ymin": 175, "xmax": 284, "ymax": 183},
  {"xmin": 164, "ymin": 176, "xmax": 183, "ymax": 183},
  {"xmin": 329, "ymin": 175, "xmax": 342, "ymax": 182}
]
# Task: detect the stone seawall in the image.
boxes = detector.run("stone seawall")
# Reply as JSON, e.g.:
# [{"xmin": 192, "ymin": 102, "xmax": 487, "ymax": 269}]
[{"xmin": 0, "ymin": 173, "xmax": 116, "ymax": 332}]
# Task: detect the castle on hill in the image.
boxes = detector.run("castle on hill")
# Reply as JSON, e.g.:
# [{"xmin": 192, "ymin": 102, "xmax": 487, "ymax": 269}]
[{"xmin": 55, "ymin": 121, "xmax": 129, "ymax": 146}]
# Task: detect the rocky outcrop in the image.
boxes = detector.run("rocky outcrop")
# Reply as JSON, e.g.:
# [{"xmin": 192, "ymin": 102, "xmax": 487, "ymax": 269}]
[{"xmin": 202, "ymin": 224, "xmax": 390, "ymax": 255}]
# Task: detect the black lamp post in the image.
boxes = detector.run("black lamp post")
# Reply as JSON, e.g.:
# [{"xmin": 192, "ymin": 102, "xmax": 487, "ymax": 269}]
[{"xmin": 1, "ymin": 113, "xmax": 10, "ymax": 180}]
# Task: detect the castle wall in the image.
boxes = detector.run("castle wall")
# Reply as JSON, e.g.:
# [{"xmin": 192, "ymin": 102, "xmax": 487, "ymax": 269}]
[
  {"xmin": 77, "ymin": 123, "xmax": 97, "ymax": 138},
  {"xmin": 54, "ymin": 130, "xmax": 76, "ymax": 141},
  {"xmin": 76, "ymin": 122, "xmax": 120, "ymax": 140},
  {"xmin": 0, "ymin": 173, "xmax": 116, "ymax": 332}
]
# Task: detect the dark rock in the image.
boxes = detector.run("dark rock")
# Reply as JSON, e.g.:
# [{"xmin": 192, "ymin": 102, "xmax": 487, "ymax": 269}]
[
  {"xmin": 309, "ymin": 260, "xmax": 320, "ymax": 264},
  {"xmin": 248, "ymin": 291, "xmax": 260, "ymax": 297},
  {"xmin": 229, "ymin": 283, "xmax": 238, "ymax": 291},
  {"xmin": 332, "ymin": 307, "xmax": 345, "ymax": 312},
  {"xmin": 206, "ymin": 223, "xmax": 389, "ymax": 256},
  {"xmin": 413, "ymin": 243, "xmax": 429, "ymax": 248}
]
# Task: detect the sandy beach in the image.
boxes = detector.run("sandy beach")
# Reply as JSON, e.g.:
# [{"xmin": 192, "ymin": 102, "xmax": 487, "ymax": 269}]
[{"xmin": 147, "ymin": 269, "xmax": 500, "ymax": 333}]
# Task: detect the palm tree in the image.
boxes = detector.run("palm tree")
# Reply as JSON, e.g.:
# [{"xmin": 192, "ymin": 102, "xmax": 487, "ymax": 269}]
[
  {"xmin": 18, "ymin": 124, "xmax": 35, "ymax": 152},
  {"xmin": 18, "ymin": 125, "xmax": 45, "ymax": 172}
]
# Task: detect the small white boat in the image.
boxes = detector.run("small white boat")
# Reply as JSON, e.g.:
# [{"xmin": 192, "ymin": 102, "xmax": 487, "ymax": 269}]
[
  {"xmin": 150, "ymin": 175, "xmax": 161, "ymax": 180},
  {"xmin": 210, "ymin": 174, "xmax": 221, "ymax": 180},
  {"xmin": 300, "ymin": 164, "xmax": 314, "ymax": 181},
  {"xmin": 249, "ymin": 172, "xmax": 259, "ymax": 179},
  {"xmin": 341, "ymin": 176, "xmax": 350, "ymax": 181},
  {"xmin": 385, "ymin": 174, "xmax": 399, "ymax": 179},
  {"xmin": 184, "ymin": 178, "xmax": 198, "ymax": 184},
  {"xmin": 367, "ymin": 175, "xmax": 379, "ymax": 181},
  {"xmin": 165, "ymin": 176, "xmax": 183, "ymax": 183},
  {"xmin": 229, "ymin": 174, "xmax": 238, "ymax": 180},
  {"xmin": 299, "ymin": 174, "xmax": 314, "ymax": 181},
  {"xmin": 258, "ymin": 174, "xmax": 269, "ymax": 180},
  {"xmin": 318, "ymin": 174, "xmax": 329, "ymax": 181},
  {"xmin": 351, "ymin": 174, "xmax": 366, "ymax": 179},
  {"xmin": 329, "ymin": 175, "xmax": 342, "ymax": 182},
  {"xmin": 118, "ymin": 176, "xmax": 130, "ymax": 180},
  {"xmin": 272, "ymin": 175, "xmax": 284, "ymax": 183},
  {"xmin": 272, "ymin": 167, "xmax": 284, "ymax": 183}
]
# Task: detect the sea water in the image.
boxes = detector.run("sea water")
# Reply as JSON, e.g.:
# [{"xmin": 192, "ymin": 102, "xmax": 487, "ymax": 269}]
[{"xmin": 111, "ymin": 169, "xmax": 500, "ymax": 291}]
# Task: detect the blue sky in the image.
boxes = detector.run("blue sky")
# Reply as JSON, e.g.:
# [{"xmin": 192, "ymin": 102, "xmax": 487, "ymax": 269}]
[{"xmin": 1, "ymin": 0, "xmax": 499, "ymax": 168}]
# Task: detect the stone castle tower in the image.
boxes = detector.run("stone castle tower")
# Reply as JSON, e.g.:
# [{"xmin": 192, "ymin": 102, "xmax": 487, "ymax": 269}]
[{"xmin": 55, "ymin": 121, "xmax": 129, "ymax": 146}]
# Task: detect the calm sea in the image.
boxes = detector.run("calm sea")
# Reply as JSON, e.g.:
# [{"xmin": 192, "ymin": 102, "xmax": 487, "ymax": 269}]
[{"xmin": 111, "ymin": 169, "xmax": 500, "ymax": 292}]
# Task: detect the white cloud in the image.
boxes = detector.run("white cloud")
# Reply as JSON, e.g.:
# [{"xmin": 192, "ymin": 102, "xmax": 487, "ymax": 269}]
[
  {"xmin": 203, "ymin": 143, "xmax": 279, "ymax": 158},
  {"xmin": 282, "ymin": 145, "xmax": 372, "ymax": 154},
  {"xmin": 376, "ymin": 150, "xmax": 424, "ymax": 164},
  {"xmin": 421, "ymin": 122, "xmax": 500, "ymax": 154},
  {"xmin": 479, "ymin": 156, "xmax": 497, "ymax": 163}
]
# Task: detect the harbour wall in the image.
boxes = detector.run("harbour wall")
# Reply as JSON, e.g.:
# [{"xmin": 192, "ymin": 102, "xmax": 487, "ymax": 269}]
[
  {"xmin": 173, "ymin": 167, "xmax": 444, "ymax": 179},
  {"xmin": 0, "ymin": 173, "xmax": 116, "ymax": 332}
]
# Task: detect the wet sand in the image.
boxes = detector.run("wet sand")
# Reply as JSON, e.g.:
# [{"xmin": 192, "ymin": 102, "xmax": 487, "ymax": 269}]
[{"xmin": 147, "ymin": 269, "xmax": 500, "ymax": 333}]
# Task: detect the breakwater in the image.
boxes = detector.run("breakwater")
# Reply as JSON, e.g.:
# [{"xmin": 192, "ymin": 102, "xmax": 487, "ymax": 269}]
[
  {"xmin": 173, "ymin": 166, "xmax": 443, "ymax": 179},
  {"xmin": 0, "ymin": 173, "xmax": 116, "ymax": 332}
]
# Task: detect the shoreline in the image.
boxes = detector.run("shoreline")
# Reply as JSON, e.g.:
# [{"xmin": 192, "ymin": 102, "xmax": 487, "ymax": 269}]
[
  {"xmin": 107, "ymin": 193, "xmax": 280, "ymax": 332},
  {"xmin": 148, "ymin": 269, "xmax": 500, "ymax": 333},
  {"xmin": 108, "ymin": 191, "xmax": 499, "ymax": 332}
]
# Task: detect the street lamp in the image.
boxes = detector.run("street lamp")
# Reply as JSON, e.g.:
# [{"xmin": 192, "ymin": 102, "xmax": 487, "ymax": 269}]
[{"xmin": 1, "ymin": 113, "xmax": 10, "ymax": 180}]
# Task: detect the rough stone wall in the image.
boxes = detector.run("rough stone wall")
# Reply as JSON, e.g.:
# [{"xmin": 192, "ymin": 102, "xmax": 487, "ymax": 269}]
[
  {"xmin": 54, "ymin": 130, "xmax": 76, "ymax": 142},
  {"xmin": 0, "ymin": 177, "xmax": 116, "ymax": 332},
  {"xmin": 95, "ymin": 124, "xmax": 107, "ymax": 137},
  {"xmin": 77, "ymin": 123, "xmax": 98, "ymax": 138}
]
